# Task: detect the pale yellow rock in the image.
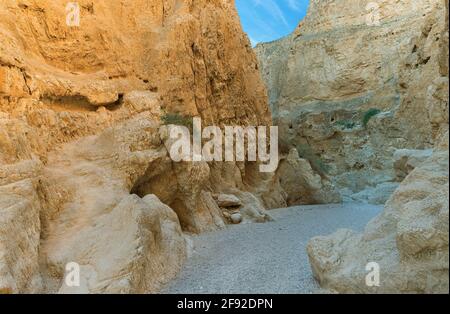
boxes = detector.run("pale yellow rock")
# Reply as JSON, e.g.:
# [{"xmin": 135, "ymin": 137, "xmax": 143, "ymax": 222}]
[
  {"xmin": 256, "ymin": 0, "xmax": 449, "ymax": 200},
  {"xmin": 55, "ymin": 194, "xmax": 187, "ymax": 294},
  {"xmin": 0, "ymin": 0, "xmax": 284, "ymax": 293},
  {"xmin": 0, "ymin": 179, "xmax": 42, "ymax": 293},
  {"xmin": 307, "ymin": 132, "xmax": 449, "ymax": 293},
  {"xmin": 393, "ymin": 149, "xmax": 433, "ymax": 181},
  {"xmin": 276, "ymin": 149, "xmax": 341, "ymax": 205},
  {"xmin": 255, "ymin": 0, "xmax": 449, "ymax": 293},
  {"xmin": 217, "ymin": 194, "xmax": 242, "ymax": 208}
]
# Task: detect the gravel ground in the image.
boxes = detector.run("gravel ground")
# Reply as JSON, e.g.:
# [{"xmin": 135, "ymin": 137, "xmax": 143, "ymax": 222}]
[{"xmin": 162, "ymin": 203, "xmax": 383, "ymax": 294}]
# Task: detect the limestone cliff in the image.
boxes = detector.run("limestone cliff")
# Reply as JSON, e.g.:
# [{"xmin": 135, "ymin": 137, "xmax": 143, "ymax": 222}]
[
  {"xmin": 256, "ymin": 0, "xmax": 449, "ymax": 204},
  {"xmin": 308, "ymin": 131, "xmax": 449, "ymax": 293},
  {"xmin": 0, "ymin": 0, "xmax": 283, "ymax": 293},
  {"xmin": 256, "ymin": 0, "xmax": 449, "ymax": 293}
]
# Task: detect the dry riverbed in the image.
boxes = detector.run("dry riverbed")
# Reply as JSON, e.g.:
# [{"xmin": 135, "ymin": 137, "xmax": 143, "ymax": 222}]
[{"xmin": 162, "ymin": 203, "xmax": 383, "ymax": 294}]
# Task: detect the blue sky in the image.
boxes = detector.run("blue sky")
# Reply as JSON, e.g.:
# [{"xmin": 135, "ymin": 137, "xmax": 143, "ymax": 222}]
[{"xmin": 236, "ymin": 0, "xmax": 310, "ymax": 46}]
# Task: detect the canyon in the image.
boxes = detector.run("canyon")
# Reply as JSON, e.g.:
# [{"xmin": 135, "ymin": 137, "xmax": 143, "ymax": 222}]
[
  {"xmin": 256, "ymin": 0, "xmax": 448, "ymax": 293},
  {"xmin": 256, "ymin": 0, "xmax": 449, "ymax": 205},
  {"xmin": 0, "ymin": 0, "xmax": 286, "ymax": 293},
  {"xmin": 0, "ymin": 0, "xmax": 448, "ymax": 294}
]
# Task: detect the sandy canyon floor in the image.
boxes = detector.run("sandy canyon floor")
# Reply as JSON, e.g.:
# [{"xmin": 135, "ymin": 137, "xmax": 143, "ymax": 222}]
[{"xmin": 162, "ymin": 203, "xmax": 383, "ymax": 294}]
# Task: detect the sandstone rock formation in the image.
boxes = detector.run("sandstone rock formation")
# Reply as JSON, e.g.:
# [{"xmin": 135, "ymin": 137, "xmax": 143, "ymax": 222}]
[
  {"xmin": 256, "ymin": 0, "xmax": 449, "ymax": 203},
  {"xmin": 217, "ymin": 194, "xmax": 242, "ymax": 208},
  {"xmin": 0, "ymin": 0, "xmax": 284, "ymax": 293},
  {"xmin": 393, "ymin": 148, "xmax": 433, "ymax": 181},
  {"xmin": 1, "ymin": 0, "xmax": 448, "ymax": 295},
  {"xmin": 252, "ymin": 0, "xmax": 449, "ymax": 293},
  {"xmin": 349, "ymin": 182, "xmax": 400, "ymax": 205},
  {"xmin": 276, "ymin": 148, "xmax": 341, "ymax": 205},
  {"xmin": 307, "ymin": 131, "xmax": 449, "ymax": 293}
]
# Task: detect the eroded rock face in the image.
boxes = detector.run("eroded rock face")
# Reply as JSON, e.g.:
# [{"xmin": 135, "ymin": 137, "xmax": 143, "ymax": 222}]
[
  {"xmin": 256, "ymin": 0, "xmax": 449, "ymax": 293},
  {"xmin": 298, "ymin": 2, "xmax": 449, "ymax": 293},
  {"xmin": 0, "ymin": 179, "xmax": 42, "ymax": 293},
  {"xmin": 217, "ymin": 194, "xmax": 242, "ymax": 208},
  {"xmin": 307, "ymin": 132, "xmax": 449, "ymax": 293},
  {"xmin": 0, "ymin": 0, "xmax": 283, "ymax": 293},
  {"xmin": 256, "ymin": 0, "xmax": 449, "ymax": 202},
  {"xmin": 393, "ymin": 149, "xmax": 434, "ymax": 181},
  {"xmin": 276, "ymin": 149, "xmax": 341, "ymax": 205}
]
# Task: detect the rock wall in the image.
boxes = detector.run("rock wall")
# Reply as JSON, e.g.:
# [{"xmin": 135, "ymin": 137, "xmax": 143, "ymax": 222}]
[
  {"xmin": 254, "ymin": 0, "xmax": 449, "ymax": 293},
  {"xmin": 255, "ymin": 0, "xmax": 449, "ymax": 203},
  {"xmin": 0, "ymin": 0, "xmax": 283, "ymax": 293},
  {"xmin": 307, "ymin": 131, "xmax": 449, "ymax": 293},
  {"xmin": 306, "ymin": 0, "xmax": 449, "ymax": 294}
]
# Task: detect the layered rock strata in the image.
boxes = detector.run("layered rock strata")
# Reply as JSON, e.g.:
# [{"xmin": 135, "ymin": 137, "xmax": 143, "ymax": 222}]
[
  {"xmin": 254, "ymin": 0, "xmax": 449, "ymax": 293},
  {"xmin": 0, "ymin": 0, "xmax": 284, "ymax": 293},
  {"xmin": 256, "ymin": 0, "xmax": 449, "ymax": 203}
]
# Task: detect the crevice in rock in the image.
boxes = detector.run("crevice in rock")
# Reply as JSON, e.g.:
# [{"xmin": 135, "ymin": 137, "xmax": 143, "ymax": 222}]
[
  {"xmin": 20, "ymin": 69, "xmax": 32, "ymax": 95},
  {"xmin": 39, "ymin": 93, "xmax": 124, "ymax": 112},
  {"xmin": 129, "ymin": 157, "xmax": 190, "ymax": 229},
  {"xmin": 130, "ymin": 169, "xmax": 192, "ymax": 232},
  {"xmin": 39, "ymin": 95, "xmax": 99, "ymax": 112}
]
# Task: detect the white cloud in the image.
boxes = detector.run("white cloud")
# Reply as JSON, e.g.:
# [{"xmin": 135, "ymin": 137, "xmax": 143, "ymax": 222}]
[
  {"xmin": 287, "ymin": 0, "xmax": 301, "ymax": 12},
  {"xmin": 252, "ymin": 0, "xmax": 289, "ymax": 28}
]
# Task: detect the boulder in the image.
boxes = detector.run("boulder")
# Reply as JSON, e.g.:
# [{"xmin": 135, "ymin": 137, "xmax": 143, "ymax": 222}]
[
  {"xmin": 394, "ymin": 149, "xmax": 434, "ymax": 181},
  {"xmin": 217, "ymin": 194, "xmax": 242, "ymax": 208},
  {"xmin": 276, "ymin": 149, "xmax": 342, "ymax": 205},
  {"xmin": 230, "ymin": 213, "xmax": 243, "ymax": 225},
  {"xmin": 307, "ymin": 132, "xmax": 449, "ymax": 293}
]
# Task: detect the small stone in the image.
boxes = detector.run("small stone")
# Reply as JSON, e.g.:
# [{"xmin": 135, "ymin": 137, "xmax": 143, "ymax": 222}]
[{"xmin": 230, "ymin": 213, "xmax": 242, "ymax": 224}]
